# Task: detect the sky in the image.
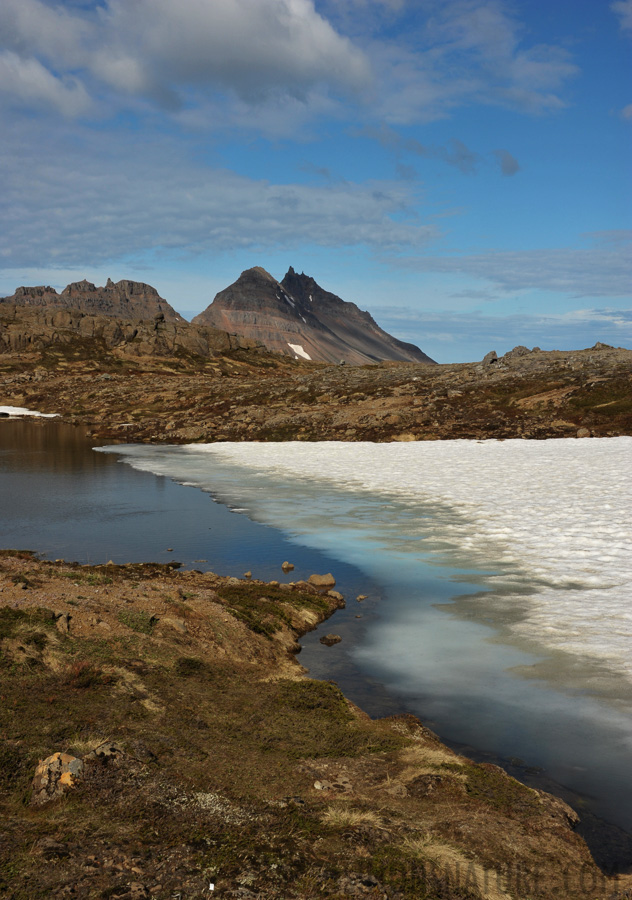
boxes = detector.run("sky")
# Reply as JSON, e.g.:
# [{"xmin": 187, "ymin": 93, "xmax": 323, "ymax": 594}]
[{"xmin": 0, "ymin": 0, "xmax": 630, "ymax": 363}]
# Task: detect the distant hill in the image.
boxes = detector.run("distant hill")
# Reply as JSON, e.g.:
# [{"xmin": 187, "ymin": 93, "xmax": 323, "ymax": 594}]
[
  {"xmin": 1, "ymin": 279, "xmax": 185, "ymax": 323},
  {"xmin": 192, "ymin": 266, "xmax": 435, "ymax": 365}
]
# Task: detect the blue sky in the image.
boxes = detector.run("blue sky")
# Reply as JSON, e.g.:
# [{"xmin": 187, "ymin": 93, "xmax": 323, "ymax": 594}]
[{"xmin": 0, "ymin": 0, "xmax": 630, "ymax": 362}]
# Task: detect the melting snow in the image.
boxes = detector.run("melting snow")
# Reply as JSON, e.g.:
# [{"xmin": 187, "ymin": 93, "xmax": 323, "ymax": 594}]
[
  {"xmin": 0, "ymin": 405, "xmax": 58, "ymax": 418},
  {"xmin": 287, "ymin": 343, "xmax": 312, "ymax": 360},
  {"xmin": 196, "ymin": 438, "xmax": 632, "ymax": 679}
]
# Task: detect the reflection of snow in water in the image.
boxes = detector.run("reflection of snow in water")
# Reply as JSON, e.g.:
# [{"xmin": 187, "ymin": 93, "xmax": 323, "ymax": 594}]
[{"xmin": 191, "ymin": 437, "xmax": 632, "ymax": 681}]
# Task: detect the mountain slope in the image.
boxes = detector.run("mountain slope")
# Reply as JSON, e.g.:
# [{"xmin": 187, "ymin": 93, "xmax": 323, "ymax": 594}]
[{"xmin": 193, "ymin": 266, "xmax": 435, "ymax": 365}]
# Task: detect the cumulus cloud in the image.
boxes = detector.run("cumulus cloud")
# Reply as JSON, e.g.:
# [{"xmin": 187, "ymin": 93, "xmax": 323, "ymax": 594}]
[
  {"xmin": 492, "ymin": 148, "xmax": 520, "ymax": 175},
  {"xmin": 0, "ymin": 123, "xmax": 437, "ymax": 269},
  {"xmin": 612, "ymin": 0, "xmax": 632, "ymax": 33},
  {"xmin": 0, "ymin": 0, "xmax": 370, "ymax": 119},
  {"xmin": 391, "ymin": 233, "xmax": 632, "ymax": 298},
  {"xmin": 0, "ymin": 0, "xmax": 578, "ymax": 128},
  {"xmin": 92, "ymin": 0, "xmax": 370, "ymax": 103}
]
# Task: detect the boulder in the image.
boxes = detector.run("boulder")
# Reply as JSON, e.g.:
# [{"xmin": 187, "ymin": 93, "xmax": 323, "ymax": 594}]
[
  {"xmin": 31, "ymin": 752, "xmax": 84, "ymax": 805},
  {"xmin": 158, "ymin": 616, "xmax": 187, "ymax": 634},
  {"xmin": 482, "ymin": 350, "xmax": 498, "ymax": 366},
  {"xmin": 504, "ymin": 345, "xmax": 531, "ymax": 359},
  {"xmin": 308, "ymin": 573, "xmax": 336, "ymax": 589},
  {"xmin": 281, "ymin": 561, "xmax": 295, "ymax": 572},
  {"xmin": 320, "ymin": 634, "xmax": 341, "ymax": 647}
]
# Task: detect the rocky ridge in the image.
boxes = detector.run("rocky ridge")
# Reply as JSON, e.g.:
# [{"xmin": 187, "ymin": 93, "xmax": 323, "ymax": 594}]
[
  {"xmin": 192, "ymin": 266, "xmax": 434, "ymax": 365},
  {"xmin": 1, "ymin": 278, "xmax": 184, "ymax": 322},
  {"xmin": 0, "ymin": 303, "xmax": 267, "ymax": 361}
]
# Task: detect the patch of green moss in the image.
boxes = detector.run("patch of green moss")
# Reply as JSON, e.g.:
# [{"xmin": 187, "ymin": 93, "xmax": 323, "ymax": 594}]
[
  {"xmin": 116, "ymin": 610, "xmax": 155, "ymax": 634},
  {"xmin": 464, "ymin": 763, "xmax": 540, "ymax": 815},
  {"xmin": 0, "ymin": 607, "xmax": 55, "ymax": 641},
  {"xmin": 220, "ymin": 581, "xmax": 327, "ymax": 638}
]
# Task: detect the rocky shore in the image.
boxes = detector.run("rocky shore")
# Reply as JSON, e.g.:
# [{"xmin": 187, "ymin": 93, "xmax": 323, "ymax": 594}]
[{"xmin": 1, "ymin": 551, "xmax": 629, "ymax": 899}]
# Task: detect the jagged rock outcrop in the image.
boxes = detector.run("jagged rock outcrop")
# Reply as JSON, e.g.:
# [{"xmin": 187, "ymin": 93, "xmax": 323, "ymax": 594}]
[
  {"xmin": 2, "ymin": 279, "xmax": 185, "ymax": 323},
  {"xmin": 0, "ymin": 304, "xmax": 263, "ymax": 359},
  {"xmin": 193, "ymin": 266, "xmax": 435, "ymax": 365}
]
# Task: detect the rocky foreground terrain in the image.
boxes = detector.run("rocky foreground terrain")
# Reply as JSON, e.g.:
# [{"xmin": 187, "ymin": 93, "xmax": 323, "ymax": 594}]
[
  {"xmin": 0, "ymin": 318, "xmax": 630, "ymax": 444},
  {"xmin": 1, "ymin": 551, "xmax": 629, "ymax": 899}
]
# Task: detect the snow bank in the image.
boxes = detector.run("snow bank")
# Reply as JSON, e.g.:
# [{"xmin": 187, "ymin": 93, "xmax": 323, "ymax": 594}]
[
  {"xmin": 287, "ymin": 343, "xmax": 312, "ymax": 360},
  {"xmin": 196, "ymin": 438, "xmax": 632, "ymax": 677},
  {"xmin": 0, "ymin": 406, "xmax": 58, "ymax": 418}
]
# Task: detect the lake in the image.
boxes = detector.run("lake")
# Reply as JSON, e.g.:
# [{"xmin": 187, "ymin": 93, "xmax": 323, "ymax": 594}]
[{"xmin": 2, "ymin": 417, "xmax": 632, "ymax": 865}]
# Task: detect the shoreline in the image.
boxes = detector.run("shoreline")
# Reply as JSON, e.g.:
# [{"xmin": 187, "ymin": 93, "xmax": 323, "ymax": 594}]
[{"xmin": 1, "ymin": 549, "xmax": 631, "ymax": 898}]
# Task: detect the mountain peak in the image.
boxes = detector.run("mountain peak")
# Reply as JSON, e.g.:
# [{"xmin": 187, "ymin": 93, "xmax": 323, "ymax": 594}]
[{"xmin": 193, "ymin": 267, "xmax": 434, "ymax": 365}]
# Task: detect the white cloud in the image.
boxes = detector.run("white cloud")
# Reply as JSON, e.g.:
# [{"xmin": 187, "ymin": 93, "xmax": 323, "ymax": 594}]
[
  {"xmin": 612, "ymin": 0, "xmax": 632, "ymax": 33},
  {"xmin": 0, "ymin": 123, "xmax": 437, "ymax": 270},
  {"xmin": 0, "ymin": 0, "xmax": 578, "ymax": 128},
  {"xmin": 391, "ymin": 233, "xmax": 632, "ymax": 299},
  {"xmin": 373, "ymin": 306, "xmax": 632, "ymax": 362},
  {"xmin": 368, "ymin": 0, "xmax": 578, "ymax": 123},
  {"xmin": 0, "ymin": 0, "xmax": 370, "ymax": 118},
  {"xmin": 0, "ymin": 50, "xmax": 91, "ymax": 117},
  {"xmin": 620, "ymin": 103, "xmax": 632, "ymax": 120}
]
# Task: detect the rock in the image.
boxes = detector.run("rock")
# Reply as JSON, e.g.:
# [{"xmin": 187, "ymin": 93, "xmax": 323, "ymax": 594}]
[
  {"xmin": 158, "ymin": 616, "xmax": 187, "ymax": 634},
  {"xmin": 314, "ymin": 780, "xmax": 335, "ymax": 790},
  {"xmin": 308, "ymin": 572, "xmax": 336, "ymax": 589},
  {"xmin": 54, "ymin": 612, "xmax": 71, "ymax": 634},
  {"xmin": 281, "ymin": 561, "xmax": 294, "ymax": 571},
  {"xmin": 84, "ymin": 740, "xmax": 124, "ymax": 763},
  {"xmin": 356, "ymin": 595, "xmax": 367, "ymax": 602},
  {"xmin": 320, "ymin": 634, "xmax": 341, "ymax": 646},
  {"xmin": 577, "ymin": 427, "xmax": 591, "ymax": 438},
  {"xmin": 385, "ymin": 782, "xmax": 408, "ymax": 797},
  {"xmin": 31, "ymin": 752, "xmax": 84, "ymax": 805},
  {"xmin": 482, "ymin": 350, "xmax": 498, "ymax": 366},
  {"xmin": 504, "ymin": 345, "xmax": 531, "ymax": 359},
  {"xmin": 35, "ymin": 837, "xmax": 71, "ymax": 858},
  {"xmin": 327, "ymin": 590, "xmax": 344, "ymax": 603},
  {"xmin": 243, "ymin": 571, "xmax": 252, "ymax": 579}
]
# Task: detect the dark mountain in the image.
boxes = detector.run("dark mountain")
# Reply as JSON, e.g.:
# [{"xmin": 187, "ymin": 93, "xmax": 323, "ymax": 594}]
[
  {"xmin": 192, "ymin": 266, "xmax": 435, "ymax": 365},
  {"xmin": 1, "ymin": 279, "xmax": 185, "ymax": 323}
]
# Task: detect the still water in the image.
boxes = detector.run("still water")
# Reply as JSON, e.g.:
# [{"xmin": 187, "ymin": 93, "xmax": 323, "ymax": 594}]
[{"xmin": 1, "ymin": 418, "xmax": 632, "ymax": 860}]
